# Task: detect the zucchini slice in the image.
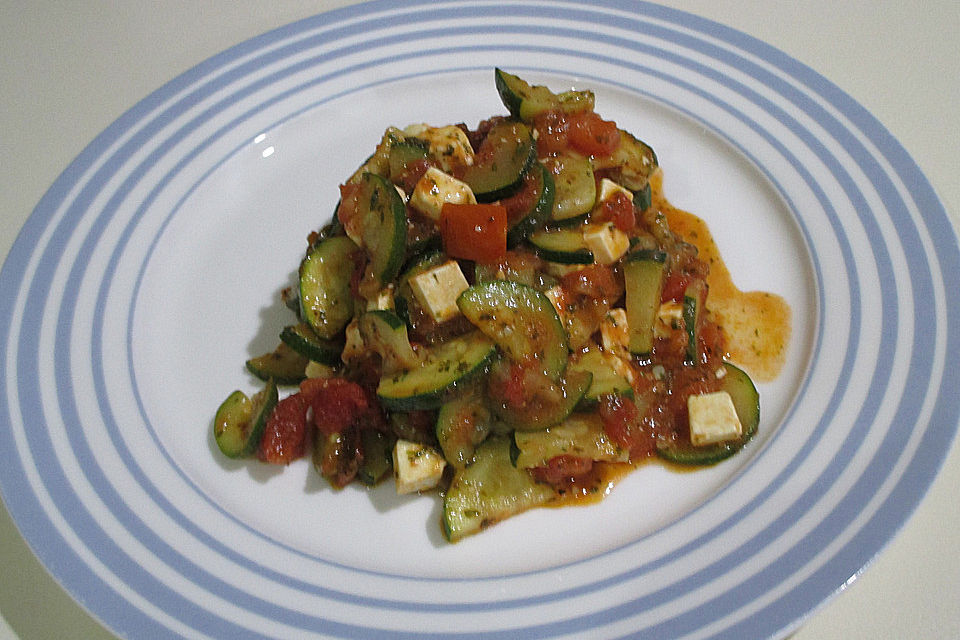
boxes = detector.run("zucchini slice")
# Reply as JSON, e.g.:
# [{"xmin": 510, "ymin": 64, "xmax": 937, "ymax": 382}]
[
  {"xmin": 656, "ymin": 362, "xmax": 760, "ymax": 465},
  {"xmin": 491, "ymin": 365, "xmax": 593, "ymax": 432},
  {"xmin": 376, "ymin": 331, "xmax": 496, "ymax": 411},
  {"xmin": 279, "ymin": 322, "xmax": 343, "ymax": 366},
  {"xmin": 246, "ymin": 342, "xmax": 309, "ymax": 385},
  {"xmin": 506, "ymin": 161, "xmax": 555, "ymax": 247},
  {"xmin": 357, "ymin": 429, "xmax": 396, "ymax": 486},
  {"xmin": 528, "ymin": 227, "xmax": 593, "ymax": 264},
  {"xmin": 435, "ymin": 392, "xmax": 493, "ymax": 470},
  {"xmin": 213, "ymin": 380, "xmax": 278, "ymax": 458},
  {"xmin": 513, "ymin": 413, "xmax": 629, "ymax": 469},
  {"xmin": 494, "ymin": 68, "xmax": 595, "ymax": 122},
  {"xmin": 358, "ymin": 310, "xmax": 420, "ymax": 373},
  {"xmin": 567, "ymin": 347, "xmax": 633, "ymax": 407},
  {"xmin": 623, "ymin": 249, "xmax": 666, "ymax": 355},
  {"xmin": 460, "ymin": 120, "xmax": 536, "ymax": 202},
  {"xmin": 352, "ymin": 172, "xmax": 408, "ymax": 286},
  {"xmin": 543, "ymin": 152, "xmax": 596, "ymax": 222},
  {"xmin": 457, "ymin": 279, "xmax": 569, "ymax": 378},
  {"xmin": 443, "ymin": 435, "xmax": 556, "ymax": 542},
  {"xmin": 593, "ymin": 129, "xmax": 659, "ymax": 191},
  {"xmin": 683, "ymin": 279, "xmax": 707, "ymax": 363},
  {"xmin": 299, "ymin": 235, "xmax": 360, "ymax": 340}
]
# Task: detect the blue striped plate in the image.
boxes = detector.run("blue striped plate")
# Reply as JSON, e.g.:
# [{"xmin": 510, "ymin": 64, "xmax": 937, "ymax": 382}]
[{"xmin": 2, "ymin": 2, "xmax": 957, "ymax": 638}]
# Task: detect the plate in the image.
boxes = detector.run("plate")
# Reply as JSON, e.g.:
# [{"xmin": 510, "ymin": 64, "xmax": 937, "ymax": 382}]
[{"xmin": 1, "ymin": 1, "xmax": 958, "ymax": 638}]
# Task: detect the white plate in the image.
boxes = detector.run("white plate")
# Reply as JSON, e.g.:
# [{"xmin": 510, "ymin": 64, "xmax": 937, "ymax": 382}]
[{"xmin": 1, "ymin": 2, "xmax": 958, "ymax": 638}]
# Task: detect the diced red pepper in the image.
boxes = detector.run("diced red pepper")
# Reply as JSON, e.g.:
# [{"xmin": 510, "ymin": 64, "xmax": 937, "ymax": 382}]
[{"xmin": 440, "ymin": 203, "xmax": 507, "ymax": 263}]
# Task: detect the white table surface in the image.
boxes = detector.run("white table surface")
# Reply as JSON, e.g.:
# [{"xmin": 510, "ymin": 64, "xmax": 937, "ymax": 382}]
[{"xmin": 1, "ymin": 2, "xmax": 957, "ymax": 638}]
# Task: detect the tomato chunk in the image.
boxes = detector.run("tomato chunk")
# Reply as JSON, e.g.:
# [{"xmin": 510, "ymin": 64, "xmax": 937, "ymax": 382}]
[
  {"xmin": 300, "ymin": 377, "xmax": 373, "ymax": 435},
  {"xmin": 440, "ymin": 203, "xmax": 507, "ymax": 263},
  {"xmin": 568, "ymin": 111, "xmax": 620, "ymax": 157},
  {"xmin": 258, "ymin": 393, "xmax": 309, "ymax": 464},
  {"xmin": 599, "ymin": 394, "xmax": 657, "ymax": 460}
]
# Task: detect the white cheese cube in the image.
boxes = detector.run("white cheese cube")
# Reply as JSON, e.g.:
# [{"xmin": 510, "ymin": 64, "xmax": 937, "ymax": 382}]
[
  {"xmin": 366, "ymin": 285, "xmax": 395, "ymax": 311},
  {"xmin": 393, "ymin": 440, "xmax": 447, "ymax": 494},
  {"xmin": 654, "ymin": 301, "xmax": 684, "ymax": 338},
  {"xmin": 596, "ymin": 177, "xmax": 634, "ymax": 205},
  {"xmin": 408, "ymin": 259, "xmax": 469, "ymax": 323},
  {"xmin": 600, "ymin": 308, "xmax": 629, "ymax": 354},
  {"xmin": 688, "ymin": 391, "xmax": 743, "ymax": 446},
  {"xmin": 410, "ymin": 166, "xmax": 477, "ymax": 221},
  {"xmin": 583, "ymin": 223, "xmax": 630, "ymax": 265},
  {"xmin": 402, "ymin": 124, "xmax": 475, "ymax": 172}
]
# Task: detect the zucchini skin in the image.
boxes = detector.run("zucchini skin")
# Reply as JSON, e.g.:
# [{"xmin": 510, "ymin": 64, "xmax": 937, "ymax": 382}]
[
  {"xmin": 298, "ymin": 235, "xmax": 359, "ymax": 340},
  {"xmin": 623, "ymin": 249, "xmax": 667, "ymax": 356},
  {"xmin": 461, "ymin": 120, "xmax": 537, "ymax": 202},
  {"xmin": 376, "ymin": 332, "xmax": 496, "ymax": 411},
  {"xmin": 279, "ymin": 322, "xmax": 343, "ymax": 366},
  {"xmin": 656, "ymin": 362, "xmax": 760, "ymax": 465},
  {"xmin": 443, "ymin": 435, "xmax": 556, "ymax": 542},
  {"xmin": 457, "ymin": 279, "xmax": 569, "ymax": 379}
]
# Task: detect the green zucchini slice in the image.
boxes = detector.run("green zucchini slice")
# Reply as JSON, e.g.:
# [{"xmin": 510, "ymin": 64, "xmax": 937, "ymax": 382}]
[
  {"xmin": 656, "ymin": 362, "xmax": 760, "ymax": 465},
  {"xmin": 567, "ymin": 347, "xmax": 633, "ymax": 407},
  {"xmin": 352, "ymin": 172, "xmax": 408, "ymax": 286},
  {"xmin": 443, "ymin": 435, "xmax": 556, "ymax": 542},
  {"xmin": 513, "ymin": 413, "xmax": 629, "ymax": 469},
  {"xmin": 593, "ymin": 129, "xmax": 659, "ymax": 191},
  {"xmin": 213, "ymin": 380, "xmax": 278, "ymax": 459},
  {"xmin": 506, "ymin": 161, "xmax": 555, "ymax": 247},
  {"xmin": 543, "ymin": 152, "xmax": 596, "ymax": 222},
  {"xmin": 376, "ymin": 331, "xmax": 496, "ymax": 411},
  {"xmin": 457, "ymin": 279, "xmax": 569, "ymax": 378},
  {"xmin": 494, "ymin": 68, "xmax": 595, "ymax": 122},
  {"xmin": 491, "ymin": 366, "xmax": 592, "ymax": 432},
  {"xmin": 460, "ymin": 120, "xmax": 536, "ymax": 202},
  {"xmin": 279, "ymin": 322, "xmax": 343, "ymax": 366},
  {"xmin": 623, "ymin": 249, "xmax": 666, "ymax": 356},
  {"xmin": 683, "ymin": 279, "xmax": 707, "ymax": 363},
  {"xmin": 357, "ymin": 429, "xmax": 396, "ymax": 486},
  {"xmin": 435, "ymin": 392, "xmax": 493, "ymax": 470},
  {"xmin": 528, "ymin": 227, "xmax": 594, "ymax": 264},
  {"xmin": 246, "ymin": 342, "xmax": 308, "ymax": 385},
  {"xmin": 299, "ymin": 235, "xmax": 359, "ymax": 340}
]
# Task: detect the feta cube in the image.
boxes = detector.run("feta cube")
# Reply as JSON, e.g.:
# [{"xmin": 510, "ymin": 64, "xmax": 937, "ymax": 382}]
[
  {"xmin": 596, "ymin": 177, "xmax": 634, "ymax": 205},
  {"xmin": 408, "ymin": 259, "xmax": 469, "ymax": 323},
  {"xmin": 583, "ymin": 222, "xmax": 630, "ymax": 265},
  {"xmin": 402, "ymin": 124, "xmax": 475, "ymax": 172},
  {"xmin": 410, "ymin": 166, "xmax": 477, "ymax": 221},
  {"xmin": 393, "ymin": 440, "xmax": 447, "ymax": 494},
  {"xmin": 366, "ymin": 285, "xmax": 395, "ymax": 311},
  {"xmin": 600, "ymin": 308, "xmax": 629, "ymax": 354},
  {"xmin": 688, "ymin": 391, "xmax": 743, "ymax": 446},
  {"xmin": 654, "ymin": 301, "xmax": 684, "ymax": 338}
]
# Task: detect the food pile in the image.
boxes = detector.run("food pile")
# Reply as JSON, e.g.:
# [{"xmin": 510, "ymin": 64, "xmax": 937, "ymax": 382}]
[{"xmin": 213, "ymin": 69, "xmax": 759, "ymax": 541}]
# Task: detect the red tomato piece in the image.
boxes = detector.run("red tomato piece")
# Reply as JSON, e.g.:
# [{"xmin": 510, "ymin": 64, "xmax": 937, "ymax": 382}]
[
  {"xmin": 440, "ymin": 203, "xmax": 507, "ymax": 263},
  {"xmin": 568, "ymin": 112, "xmax": 620, "ymax": 157},
  {"xmin": 594, "ymin": 190, "xmax": 636, "ymax": 232},
  {"xmin": 599, "ymin": 394, "xmax": 657, "ymax": 460},
  {"xmin": 258, "ymin": 393, "xmax": 309, "ymax": 465},
  {"xmin": 559, "ymin": 264, "xmax": 622, "ymax": 301},
  {"xmin": 300, "ymin": 377, "xmax": 371, "ymax": 436},
  {"xmin": 530, "ymin": 455, "xmax": 594, "ymax": 487}
]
